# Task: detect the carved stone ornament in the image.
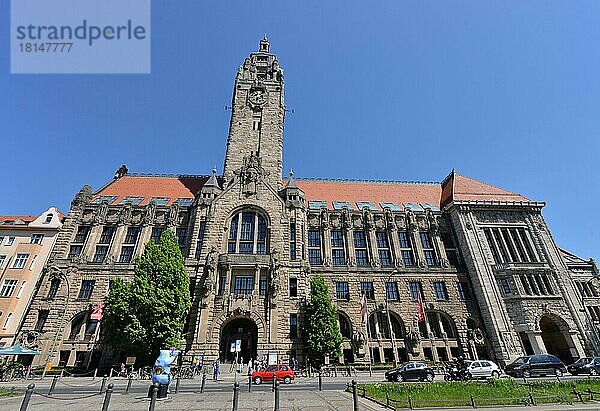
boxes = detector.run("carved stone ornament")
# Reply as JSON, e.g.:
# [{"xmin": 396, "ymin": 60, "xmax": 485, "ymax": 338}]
[
  {"xmin": 72, "ymin": 185, "xmax": 92, "ymax": 208},
  {"xmin": 404, "ymin": 328, "xmax": 421, "ymax": 352},
  {"xmin": 320, "ymin": 208, "xmax": 329, "ymax": 229},
  {"xmin": 501, "ymin": 331, "xmax": 518, "ymax": 353},
  {"xmin": 340, "ymin": 208, "xmax": 351, "ymax": 231},
  {"xmin": 235, "ymin": 152, "xmax": 266, "ymax": 196},
  {"xmin": 143, "ymin": 201, "xmax": 156, "ymax": 225},
  {"xmin": 94, "ymin": 201, "xmax": 109, "ymax": 224},
  {"xmin": 269, "ymin": 248, "xmax": 281, "ymax": 303},
  {"xmin": 18, "ymin": 330, "xmax": 41, "ymax": 350},
  {"xmin": 426, "ymin": 209, "xmax": 439, "ymax": 234},
  {"xmin": 167, "ymin": 203, "xmax": 179, "ymax": 226},
  {"xmin": 384, "ymin": 208, "xmax": 396, "ymax": 231},
  {"xmin": 406, "ymin": 210, "xmax": 417, "ymax": 231},
  {"xmin": 468, "ymin": 328, "xmax": 486, "ymax": 346},
  {"xmin": 203, "ymin": 247, "xmax": 218, "ymax": 297},
  {"xmin": 363, "ymin": 208, "xmax": 374, "ymax": 229},
  {"xmin": 119, "ymin": 203, "xmax": 132, "ymax": 225},
  {"xmin": 475, "ymin": 210, "xmax": 524, "ymax": 224}
]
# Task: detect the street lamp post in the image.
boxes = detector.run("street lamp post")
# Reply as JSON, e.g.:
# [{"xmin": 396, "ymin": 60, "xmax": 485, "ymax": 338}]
[
  {"xmin": 385, "ymin": 271, "xmax": 399, "ymax": 365},
  {"xmin": 44, "ymin": 267, "xmax": 70, "ymax": 376}
]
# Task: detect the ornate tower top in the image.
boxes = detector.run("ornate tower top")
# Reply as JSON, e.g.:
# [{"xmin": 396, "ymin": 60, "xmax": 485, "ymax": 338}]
[{"xmin": 222, "ymin": 38, "xmax": 285, "ymax": 189}]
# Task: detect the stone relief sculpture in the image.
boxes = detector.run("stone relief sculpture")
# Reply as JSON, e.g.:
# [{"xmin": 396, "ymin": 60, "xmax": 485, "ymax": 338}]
[
  {"xmin": 405, "ymin": 328, "xmax": 421, "ymax": 354},
  {"xmin": 468, "ymin": 328, "xmax": 486, "ymax": 346},
  {"xmin": 406, "ymin": 210, "xmax": 417, "ymax": 231},
  {"xmin": 320, "ymin": 207, "xmax": 329, "ymax": 229},
  {"xmin": 363, "ymin": 208, "xmax": 374, "ymax": 229},
  {"xmin": 71, "ymin": 185, "xmax": 92, "ymax": 208},
  {"xmin": 119, "ymin": 203, "xmax": 132, "ymax": 225},
  {"xmin": 269, "ymin": 248, "xmax": 280, "ymax": 302},
  {"xmin": 426, "ymin": 209, "xmax": 439, "ymax": 234},
  {"xmin": 203, "ymin": 247, "xmax": 218, "ymax": 296},
  {"xmin": 94, "ymin": 201, "xmax": 109, "ymax": 224},
  {"xmin": 351, "ymin": 331, "xmax": 367, "ymax": 357},
  {"xmin": 167, "ymin": 203, "xmax": 179, "ymax": 226},
  {"xmin": 143, "ymin": 201, "xmax": 156, "ymax": 226},
  {"xmin": 384, "ymin": 208, "xmax": 396, "ymax": 230}
]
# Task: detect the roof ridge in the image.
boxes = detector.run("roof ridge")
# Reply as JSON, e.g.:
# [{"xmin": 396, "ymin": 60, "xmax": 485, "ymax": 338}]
[
  {"xmin": 128, "ymin": 173, "xmax": 213, "ymax": 178},
  {"xmin": 290, "ymin": 177, "xmax": 440, "ymax": 185}
]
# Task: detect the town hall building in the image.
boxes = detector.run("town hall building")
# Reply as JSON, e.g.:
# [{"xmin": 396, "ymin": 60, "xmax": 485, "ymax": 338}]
[{"xmin": 18, "ymin": 38, "xmax": 600, "ymax": 369}]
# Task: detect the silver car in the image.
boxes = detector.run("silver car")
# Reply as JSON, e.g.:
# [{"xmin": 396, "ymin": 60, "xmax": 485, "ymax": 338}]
[{"xmin": 466, "ymin": 360, "xmax": 502, "ymax": 379}]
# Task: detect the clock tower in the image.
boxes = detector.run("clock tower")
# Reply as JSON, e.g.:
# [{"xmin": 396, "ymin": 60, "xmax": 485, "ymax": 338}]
[{"xmin": 222, "ymin": 36, "xmax": 285, "ymax": 189}]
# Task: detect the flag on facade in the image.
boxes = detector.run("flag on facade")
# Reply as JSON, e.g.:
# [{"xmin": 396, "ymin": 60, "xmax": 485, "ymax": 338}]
[
  {"xmin": 359, "ymin": 290, "xmax": 368, "ymax": 326},
  {"xmin": 417, "ymin": 293, "xmax": 425, "ymax": 323},
  {"xmin": 90, "ymin": 302, "xmax": 104, "ymax": 321}
]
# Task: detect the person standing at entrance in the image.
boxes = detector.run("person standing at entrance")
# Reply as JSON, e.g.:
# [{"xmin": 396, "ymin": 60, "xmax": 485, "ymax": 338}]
[{"xmin": 213, "ymin": 359, "xmax": 220, "ymax": 381}]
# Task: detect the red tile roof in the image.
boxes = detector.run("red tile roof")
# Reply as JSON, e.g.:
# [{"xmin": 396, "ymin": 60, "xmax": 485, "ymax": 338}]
[
  {"xmin": 441, "ymin": 171, "xmax": 532, "ymax": 208},
  {"xmin": 295, "ymin": 179, "xmax": 441, "ymax": 210},
  {"xmin": 95, "ymin": 175, "xmax": 208, "ymax": 206},
  {"xmin": 0, "ymin": 216, "xmax": 37, "ymax": 223},
  {"xmin": 92, "ymin": 172, "xmax": 535, "ymax": 210}
]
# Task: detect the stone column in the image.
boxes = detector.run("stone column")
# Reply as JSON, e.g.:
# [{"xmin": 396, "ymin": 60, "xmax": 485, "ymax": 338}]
[{"xmin": 527, "ymin": 331, "xmax": 547, "ymax": 354}]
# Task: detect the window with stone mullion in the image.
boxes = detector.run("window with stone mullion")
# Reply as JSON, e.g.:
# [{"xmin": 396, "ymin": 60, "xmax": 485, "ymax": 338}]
[
  {"xmin": 353, "ymin": 231, "xmax": 369, "ymax": 266},
  {"xmin": 376, "ymin": 232, "xmax": 392, "ymax": 267},
  {"xmin": 398, "ymin": 232, "xmax": 415, "ymax": 266},
  {"xmin": 331, "ymin": 230, "xmax": 346, "ymax": 266},
  {"xmin": 308, "ymin": 230, "xmax": 322, "ymax": 265},
  {"xmin": 419, "ymin": 232, "xmax": 437, "ymax": 267}
]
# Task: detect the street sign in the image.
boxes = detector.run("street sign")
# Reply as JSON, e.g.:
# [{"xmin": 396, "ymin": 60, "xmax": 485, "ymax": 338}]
[
  {"xmin": 126, "ymin": 356, "xmax": 136, "ymax": 365},
  {"xmin": 230, "ymin": 343, "xmax": 235, "ymax": 353},
  {"xmin": 235, "ymin": 339, "xmax": 241, "ymax": 353}
]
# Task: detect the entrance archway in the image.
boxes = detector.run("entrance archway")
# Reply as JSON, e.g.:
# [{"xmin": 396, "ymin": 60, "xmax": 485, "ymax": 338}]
[
  {"xmin": 540, "ymin": 315, "xmax": 574, "ymax": 364},
  {"xmin": 220, "ymin": 318, "xmax": 258, "ymax": 363}
]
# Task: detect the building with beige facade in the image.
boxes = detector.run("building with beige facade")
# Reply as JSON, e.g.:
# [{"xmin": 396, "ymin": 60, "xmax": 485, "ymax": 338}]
[
  {"xmin": 0, "ymin": 208, "xmax": 63, "ymax": 356},
  {"xmin": 18, "ymin": 38, "xmax": 600, "ymax": 370}
]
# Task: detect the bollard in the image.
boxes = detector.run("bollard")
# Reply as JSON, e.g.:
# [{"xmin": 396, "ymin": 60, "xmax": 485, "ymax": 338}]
[
  {"xmin": 102, "ymin": 383, "xmax": 114, "ymax": 411},
  {"xmin": 175, "ymin": 374, "xmax": 181, "ymax": 394},
  {"xmin": 408, "ymin": 395, "xmax": 413, "ymax": 410},
  {"xmin": 93, "ymin": 368, "xmax": 98, "ymax": 381},
  {"xmin": 100, "ymin": 375, "xmax": 107, "ymax": 393},
  {"xmin": 470, "ymin": 394, "xmax": 476, "ymax": 408},
  {"xmin": 369, "ymin": 364, "xmax": 372, "ymax": 377},
  {"xmin": 20, "ymin": 383, "xmax": 35, "ymax": 411},
  {"xmin": 352, "ymin": 380, "xmax": 359, "ymax": 411},
  {"xmin": 48, "ymin": 375, "xmax": 58, "ymax": 396},
  {"xmin": 248, "ymin": 375, "xmax": 252, "ymax": 392},
  {"xmin": 334, "ymin": 365, "xmax": 337, "ymax": 377},
  {"xmin": 201, "ymin": 372, "xmax": 206, "ymax": 393},
  {"xmin": 318, "ymin": 370, "xmax": 322, "ymax": 391},
  {"xmin": 348, "ymin": 365, "xmax": 351, "ymax": 377},
  {"xmin": 125, "ymin": 374, "xmax": 133, "ymax": 395},
  {"xmin": 274, "ymin": 380, "xmax": 280, "ymax": 411},
  {"xmin": 272, "ymin": 373, "xmax": 276, "ymax": 392},
  {"xmin": 149, "ymin": 383, "xmax": 158, "ymax": 411},
  {"xmin": 232, "ymin": 382, "xmax": 239, "ymax": 411},
  {"xmin": 528, "ymin": 392, "xmax": 536, "ymax": 406}
]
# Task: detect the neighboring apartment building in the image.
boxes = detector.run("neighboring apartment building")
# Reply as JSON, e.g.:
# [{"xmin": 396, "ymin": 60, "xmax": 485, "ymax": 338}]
[
  {"xmin": 19, "ymin": 38, "xmax": 599, "ymax": 369},
  {"xmin": 0, "ymin": 208, "xmax": 62, "ymax": 353}
]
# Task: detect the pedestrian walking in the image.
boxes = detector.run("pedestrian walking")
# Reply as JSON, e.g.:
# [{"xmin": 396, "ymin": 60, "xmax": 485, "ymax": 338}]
[{"xmin": 213, "ymin": 359, "xmax": 220, "ymax": 381}]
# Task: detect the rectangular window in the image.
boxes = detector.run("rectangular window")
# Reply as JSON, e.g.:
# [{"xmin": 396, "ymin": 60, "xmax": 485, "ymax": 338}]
[
  {"xmin": 290, "ymin": 314, "xmax": 298, "ymax": 339},
  {"xmin": 360, "ymin": 281, "xmax": 375, "ymax": 300},
  {"xmin": 420, "ymin": 232, "xmax": 437, "ymax": 266},
  {"xmin": 0, "ymin": 255, "xmax": 5, "ymax": 268},
  {"xmin": 456, "ymin": 281, "xmax": 471, "ymax": 300},
  {"xmin": 385, "ymin": 282, "xmax": 399, "ymax": 301},
  {"xmin": 6, "ymin": 237, "xmax": 15, "ymax": 246},
  {"xmin": 34, "ymin": 309, "xmax": 49, "ymax": 332},
  {"xmin": 151, "ymin": 227, "xmax": 164, "ymax": 244},
  {"xmin": 289, "ymin": 223, "xmax": 297, "ymax": 260},
  {"xmin": 289, "ymin": 278, "xmax": 298, "ymax": 297},
  {"xmin": 441, "ymin": 232, "xmax": 459, "ymax": 267},
  {"xmin": 353, "ymin": 231, "xmax": 369, "ymax": 266},
  {"xmin": 68, "ymin": 245, "xmax": 83, "ymax": 258},
  {"xmin": 397, "ymin": 232, "xmax": 414, "ymax": 266},
  {"xmin": 308, "ymin": 230, "xmax": 322, "ymax": 265},
  {"xmin": 409, "ymin": 281, "xmax": 423, "ymax": 301},
  {"xmin": 48, "ymin": 278, "xmax": 60, "ymax": 298},
  {"xmin": 119, "ymin": 246, "xmax": 134, "ymax": 263},
  {"xmin": 335, "ymin": 281, "xmax": 350, "ymax": 301},
  {"xmin": 98, "ymin": 226, "xmax": 115, "ymax": 244},
  {"xmin": 195, "ymin": 221, "xmax": 206, "ymax": 259},
  {"xmin": 500, "ymin": 278, "xmax": 512, "ymax": 295},
  {"xmin": 0, "ymin": 279, "xmax": 18, "ymax": 297},
  {"xmin": 218, "ymin": 274, "xmax": 227, "ymax": 296},
  {"xmin": 74, "ymin": 226, "xmax": 91, "ymax": 244},
  {"xmin": 176, "ymin": 228, "xmax": 188, "ymax": 254},
  {"xmin": 92, "ymin": 246, "xmax": 109, "ymax": 263},
  {"xmin": 12, "ymin": 253, "xmax": 29, "ymax": 269},
  {"xmin": 433, "ymin": 281, "xmax": 448, "ymax": 300},
  {"xmin": 233, "ymin": 276, "xmax": 254, "ymax": 295},
  {"xmin": 124, "ymin": 227, "xmax": 140, "ymax": 244},
  {"xmin": 331, "ymin": 230, "xmax": 346, "ymax": 266},
  {"xmin": 376, "ymin": 232, "xmax": 392, "ymax": 267},
  {"xmin": 259, "ymin": 272, "xmax": 268, "ymax": 297},
  {"xmin": 31, "ymin": 234, "xmax": 44, "ymax": 244},
  {"xmin": 78, "ymin": 280, "xmax": 95, "ymax": 300}
]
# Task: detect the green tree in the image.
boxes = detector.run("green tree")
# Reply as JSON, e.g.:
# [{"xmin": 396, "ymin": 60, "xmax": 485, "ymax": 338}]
[
  {"xmin": 302, "ymin": 275, "xmax": 342, "ymax": 365},
  {"xmin": 103, "ymin": 230, "xmax": 191, "ymax": 364}
]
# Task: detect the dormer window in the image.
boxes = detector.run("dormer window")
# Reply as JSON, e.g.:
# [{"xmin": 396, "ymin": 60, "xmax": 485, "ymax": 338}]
[{"xmin": 45, "ymin": 214, "xmax": 53, "ymax": 223}]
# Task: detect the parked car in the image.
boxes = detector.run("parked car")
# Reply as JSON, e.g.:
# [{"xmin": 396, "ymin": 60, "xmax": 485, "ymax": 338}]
[
  {"xmin": 252, "ymin": 364, "xmax": 295, "ymax": 384},
  {"xmin": 505, "ymin": 354, "xmax": 567, "ymax": 378},
  {"xmin": 466, "ymin": 360, "xmax": 502, "ymax": 380},
  {"xmin": 567, "ymin": 357, "xmax": 600, "ymax": 376},
  {"xmin": 385, "ymin": 362, "xmax": 435, "ymax": 382}
]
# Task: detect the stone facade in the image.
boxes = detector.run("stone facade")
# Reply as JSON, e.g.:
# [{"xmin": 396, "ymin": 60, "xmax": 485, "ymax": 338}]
[{"xmin": 19, "ymin": 38, "xmax": 599, "ymax": 369}]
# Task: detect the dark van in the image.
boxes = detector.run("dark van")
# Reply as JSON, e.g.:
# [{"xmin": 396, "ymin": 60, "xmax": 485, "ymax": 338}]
[{"xmin": 505, "ymin": 354, "xmax": 566, "ymax": 378}]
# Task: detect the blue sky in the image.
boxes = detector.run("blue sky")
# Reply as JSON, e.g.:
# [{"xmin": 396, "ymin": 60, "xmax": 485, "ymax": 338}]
[{"xmin": 1, "ymin": 1, "xmax": 598, "ymax": 261}]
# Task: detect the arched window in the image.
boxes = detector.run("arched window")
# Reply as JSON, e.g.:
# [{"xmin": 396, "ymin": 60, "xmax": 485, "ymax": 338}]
[
  {"xmin": 228, "ymin": 211, "xmax": 268, "ymax": 255},
  {"xmin": 338, "ymin": 313, "xmax": 352, "ymax": 339},
  {"xmin": 367, "ymin": 311, "xmax": 404, "ymax": 339},
  {"xmin": 420, "ymin": 311, "xmax": 457, "ymax": 339}
]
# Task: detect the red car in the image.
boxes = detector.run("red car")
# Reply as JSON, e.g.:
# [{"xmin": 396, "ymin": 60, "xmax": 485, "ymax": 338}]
[{"xmin": 252, "ymin": 364, "xmax": 295, "ymax": 384}]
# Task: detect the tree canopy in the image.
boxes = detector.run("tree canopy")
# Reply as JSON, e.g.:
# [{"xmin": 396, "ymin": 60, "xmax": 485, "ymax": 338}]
[
  {"xmin": 103, "ymin": 229, "xmax": 191, "ymax": 364},
  {"xmin": 302, "ymin": 275, "xmax": 342, "ymax": 365}
]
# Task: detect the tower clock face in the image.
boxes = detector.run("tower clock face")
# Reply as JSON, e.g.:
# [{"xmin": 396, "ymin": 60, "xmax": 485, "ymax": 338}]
[{"xmin": 248, "ymin": 89, "xmax": 268, "ymax": 106}]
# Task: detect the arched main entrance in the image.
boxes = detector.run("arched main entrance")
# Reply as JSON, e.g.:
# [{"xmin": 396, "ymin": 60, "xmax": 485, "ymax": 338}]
[
  {"xmin": 540, "ymin": 316, "xmax": 574, "ymax": 364},
  {"xmin": 220, "ymin": 318, "xmax": 258, "ymax": 363}
]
